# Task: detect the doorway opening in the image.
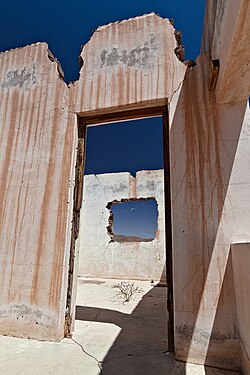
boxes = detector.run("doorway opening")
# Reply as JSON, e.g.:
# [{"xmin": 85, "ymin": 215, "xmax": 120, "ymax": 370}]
[{"xmin": 66, "ymin": 107, "xmax": 174, "ymax": 368}]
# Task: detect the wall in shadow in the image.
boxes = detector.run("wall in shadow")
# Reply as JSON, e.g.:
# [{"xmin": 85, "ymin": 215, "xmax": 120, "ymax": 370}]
[
  {"xmin": 170, "ymin": 51, "xmax": 248, "ymax": 370},
  {"xmin": 205, "ymin": 250, "xmax": 239, "ymax": 370},
  {"xmin": 231, "ymin": 243, "xmax": 250, "ymax": 374}
]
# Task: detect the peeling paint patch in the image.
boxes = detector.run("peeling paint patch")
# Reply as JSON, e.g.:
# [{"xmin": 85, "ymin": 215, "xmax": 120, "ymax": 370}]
[
  {"xmin": 78, "ymin": 279, "xmax": 105, "ymax": 285},
  {"xmin": 106, "ymin": 183, "xmax": 128, "ymax": 193},
  {"xmin": 100, "ymin": 36, "xmax": 158, "ymax": 69},
  {"xmin": 0, "ymin": 65, "xmax": 36, "ymax": 90},
  {"xmin": 0, "ymin": 304, "xmax": 53, "ymax": 327},
  {"xmin": 137, "ymin": 180, "xmax": 162, "ymax": 192}
]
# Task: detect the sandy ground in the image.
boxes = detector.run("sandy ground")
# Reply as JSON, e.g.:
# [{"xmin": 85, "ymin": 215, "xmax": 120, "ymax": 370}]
[{"xmin": 0, "ymin": 278, "xmax": 240, "ymax": 375}]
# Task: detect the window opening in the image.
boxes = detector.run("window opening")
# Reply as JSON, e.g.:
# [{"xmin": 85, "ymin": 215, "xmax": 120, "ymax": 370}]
[{"xmin": 107, "ymin": 198, "xmax": 158, "ymax": 242}]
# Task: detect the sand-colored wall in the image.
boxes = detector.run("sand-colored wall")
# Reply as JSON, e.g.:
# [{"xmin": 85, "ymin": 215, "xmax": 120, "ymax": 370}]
[
  {"xmin": 231, "ymin": 243, "xmax": 250, "ymax": 374},
  {"xmin": 78, "ymin": 170, "xmax": 166, "ymax": 282},
  {"xmin": 71, "ymin": 13, "xmax": 186, "ymax": 114},
  {"xmin": 0, "ymin": 14, "xmax": 184, "ymax": 340},
  {"xmin": 202, "ymin": 0, "xmax": 250, "ymax": 103},
  {"xmin": 0, "ymin": 7, "xmax": 249, "ymax": 372},
  {"xmin": 170, "ymin": 51, "xmax": 250, "ymax": 370},
  {"xmin": 168, "ymin": 0, "xmax": 250, "ymax": 368},
  {"xmin": 0, "ymin": 43, "xmax": 77, "ymax": 340}
]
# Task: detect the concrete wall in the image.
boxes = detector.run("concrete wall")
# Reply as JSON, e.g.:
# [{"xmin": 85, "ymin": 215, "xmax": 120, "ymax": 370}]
[
  {"xmin": 231, "ymin": 243, "xmax": 250, "ymax": 375},
  {"xmin": 170, "ymin": 1, "xmax": 250, "ymax": 373},
  {"xmin": 168, "ymin": 1, "xmax": 250, "ymax": 369},
  {"xmin": 0, "ymin": 6, "xmax": 250, "ymax": 372},
  {"xmin": 170, "ymin": 51, "xmax": 250, "ymax": 370},
  {"xmin": 201, "ymin": 0, "xmax": 250, "ymax": 103},
  {"xmin": 78, "ymin": 170, "xmax": 166, "ymax": 282},
  {"xmin": 71, "ymin": 13, "xmax": 186, "ymax": 114},
  {"xmin": 0, "ymin": 14, "xmax": 183, "ymax": 340},
  {"xmin": 0, "ymin": 43, "xmax": 77, "ymax": 340}
]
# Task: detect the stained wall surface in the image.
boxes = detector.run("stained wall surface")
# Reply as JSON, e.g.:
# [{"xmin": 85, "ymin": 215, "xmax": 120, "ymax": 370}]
[
  {"xmin": 77, "ymin": 170, "xmax": 166, "ymax": 282},
  {"xmin": 231, "ymin": 243, "xmax": 250, "ymax": 375},
  {"xmin": 0, "ymin": 43, "xmax": 77, "ymax": 340},
  {"xmin": 170, "ymin": 52, "xmax": 250, "ymax": 370},
  {"xmin": 202, "ymin": 0, "xmax": 250, "ymax": 103},
  {"xmin": 71, "ymin": 13, "xmax": 187, "ymax": 114},
  {"xmin": 0, "ymin": 6, "xmax": 250, "ymax": 373},
  {"xmin": 0, "ymin": 14, "xmax": 183, "ymax": 341},
  {"xmin": 168, "ymin": 1, "xmax": 250, "ymax": 370}
]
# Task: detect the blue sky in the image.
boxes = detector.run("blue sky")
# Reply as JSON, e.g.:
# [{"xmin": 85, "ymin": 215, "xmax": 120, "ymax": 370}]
[
  {"xmin": 0, "ymin": 1, "xmax": 206, "ymax": 83},
  {"xmin": 112, "ymin": 200, "xmax": 158, "ymax": 238},
  {"xmin": 0, "ymin": 1, "xmax": 206, "ymax": 235},
  {"xmin": 85, "ymin": 117, "xmax": 164, "ymax": 176}
]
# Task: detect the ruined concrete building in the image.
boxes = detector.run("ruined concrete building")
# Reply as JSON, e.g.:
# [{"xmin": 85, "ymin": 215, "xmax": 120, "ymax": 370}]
[{"xmin": 0, "ymin": 0, "xmax": 249, "ymax": 373}]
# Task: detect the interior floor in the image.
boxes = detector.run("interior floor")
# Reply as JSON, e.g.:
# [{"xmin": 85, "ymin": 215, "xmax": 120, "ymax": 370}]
[{"xmin": 0, "ymin": 278, "xmax": 240, "ymax": 375}]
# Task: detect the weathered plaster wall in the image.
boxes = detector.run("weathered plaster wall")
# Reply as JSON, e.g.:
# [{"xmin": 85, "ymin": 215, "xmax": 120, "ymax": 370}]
[
  {"xmin": 231, "ymin": 243, "xmax": 250, "ymax": 375},
  {"xmin": 78, "ymin": 170, "xmax": 166, "ymax": 282},
  {"xmin": 1, "ymin": 6, "xmax": 249, "ymax": 372},
  {"xmin": 71, "ymin": 13, "xmax": 187, "ymax": 114},
  {"xmin": 170, "ymin": 50, "xmax": 250, "ymax": 370},
  {"xmin": 0, "ymin": 13, "xmax": 183, "ymax": 340},
  {"xmin": 202, "ymin": 0, "xmax": 250, "ymax": 103},
  {"xmin": 0, "ymin": 43, "xmax": 77, "ymax": 340}
]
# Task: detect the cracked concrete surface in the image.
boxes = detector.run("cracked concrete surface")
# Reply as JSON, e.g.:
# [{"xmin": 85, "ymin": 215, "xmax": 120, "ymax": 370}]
[{"xmin": 0, "ymin": 278, "xmax": 240, "ymax": 375}]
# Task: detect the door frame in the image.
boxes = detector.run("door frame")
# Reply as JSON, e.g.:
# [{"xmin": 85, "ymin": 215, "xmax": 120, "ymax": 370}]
[{"xmin": 65, "ymin": 105, "xmax": 174, "ymax": 351}]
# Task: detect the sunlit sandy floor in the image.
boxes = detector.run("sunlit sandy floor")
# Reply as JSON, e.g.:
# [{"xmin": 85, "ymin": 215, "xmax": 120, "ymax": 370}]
[{"xmin": 0, "ymin": 278, "xmax": 240, "ymax": 375}]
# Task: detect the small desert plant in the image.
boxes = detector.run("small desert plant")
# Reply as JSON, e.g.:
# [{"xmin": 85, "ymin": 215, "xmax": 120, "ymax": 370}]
[{"xmin": 112, "ymin": 281, "xmax": 144, "ymax": 303}]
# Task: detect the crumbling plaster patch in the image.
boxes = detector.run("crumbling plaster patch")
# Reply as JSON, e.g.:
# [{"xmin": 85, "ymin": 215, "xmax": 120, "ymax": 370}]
[
  {"xmin": 0, "ymin": 65, "xmax": 36, "ymax": 90},
  {"xmin": 100, "ymin": 35, "xmax": 159, "ymax": 69}
]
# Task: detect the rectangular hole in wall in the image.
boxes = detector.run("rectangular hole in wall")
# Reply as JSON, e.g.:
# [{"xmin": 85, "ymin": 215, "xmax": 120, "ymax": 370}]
[{"xmin": 106, "ymin": 198, "xmax": 158, "ymax": 242}]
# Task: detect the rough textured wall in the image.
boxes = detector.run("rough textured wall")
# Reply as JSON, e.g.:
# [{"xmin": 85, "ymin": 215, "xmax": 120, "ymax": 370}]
[
  {"xmin": 71, "ymin": 13, "xmax": 186, "ymax": 113},
  {"xmin": 202, "ymin": 0, "xmax": 250, "ymax": 103},
  {"xmin": 231, "ymin": 243, "xmax": 250, "ymax": 375},
  {"xmin": 0, "ymin": 13, "xmax": 184, "ymax": 340},
  {"xmin": 170, "ymin": 51, "xmax": 250, "ymax": 370},
  {"xmin": 0, "ymin": 43, "xmax": 77, "ymax": 340},
  {"xmin": 1, "ymin": 8, "xmax": 249, "ymax": 371},
  {"xmin": 78, "ymin": 170, "xmax": 166, "ymax": 282}
]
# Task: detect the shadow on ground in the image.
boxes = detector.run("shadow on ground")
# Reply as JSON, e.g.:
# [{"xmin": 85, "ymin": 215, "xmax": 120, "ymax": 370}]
[
  {"xmin": 76, "ymin": 284, "xmax": 173, "ymax": 375},
  {"xmin": 75, "ymin": 282, "xmax": 238, "ymax": 375}
]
